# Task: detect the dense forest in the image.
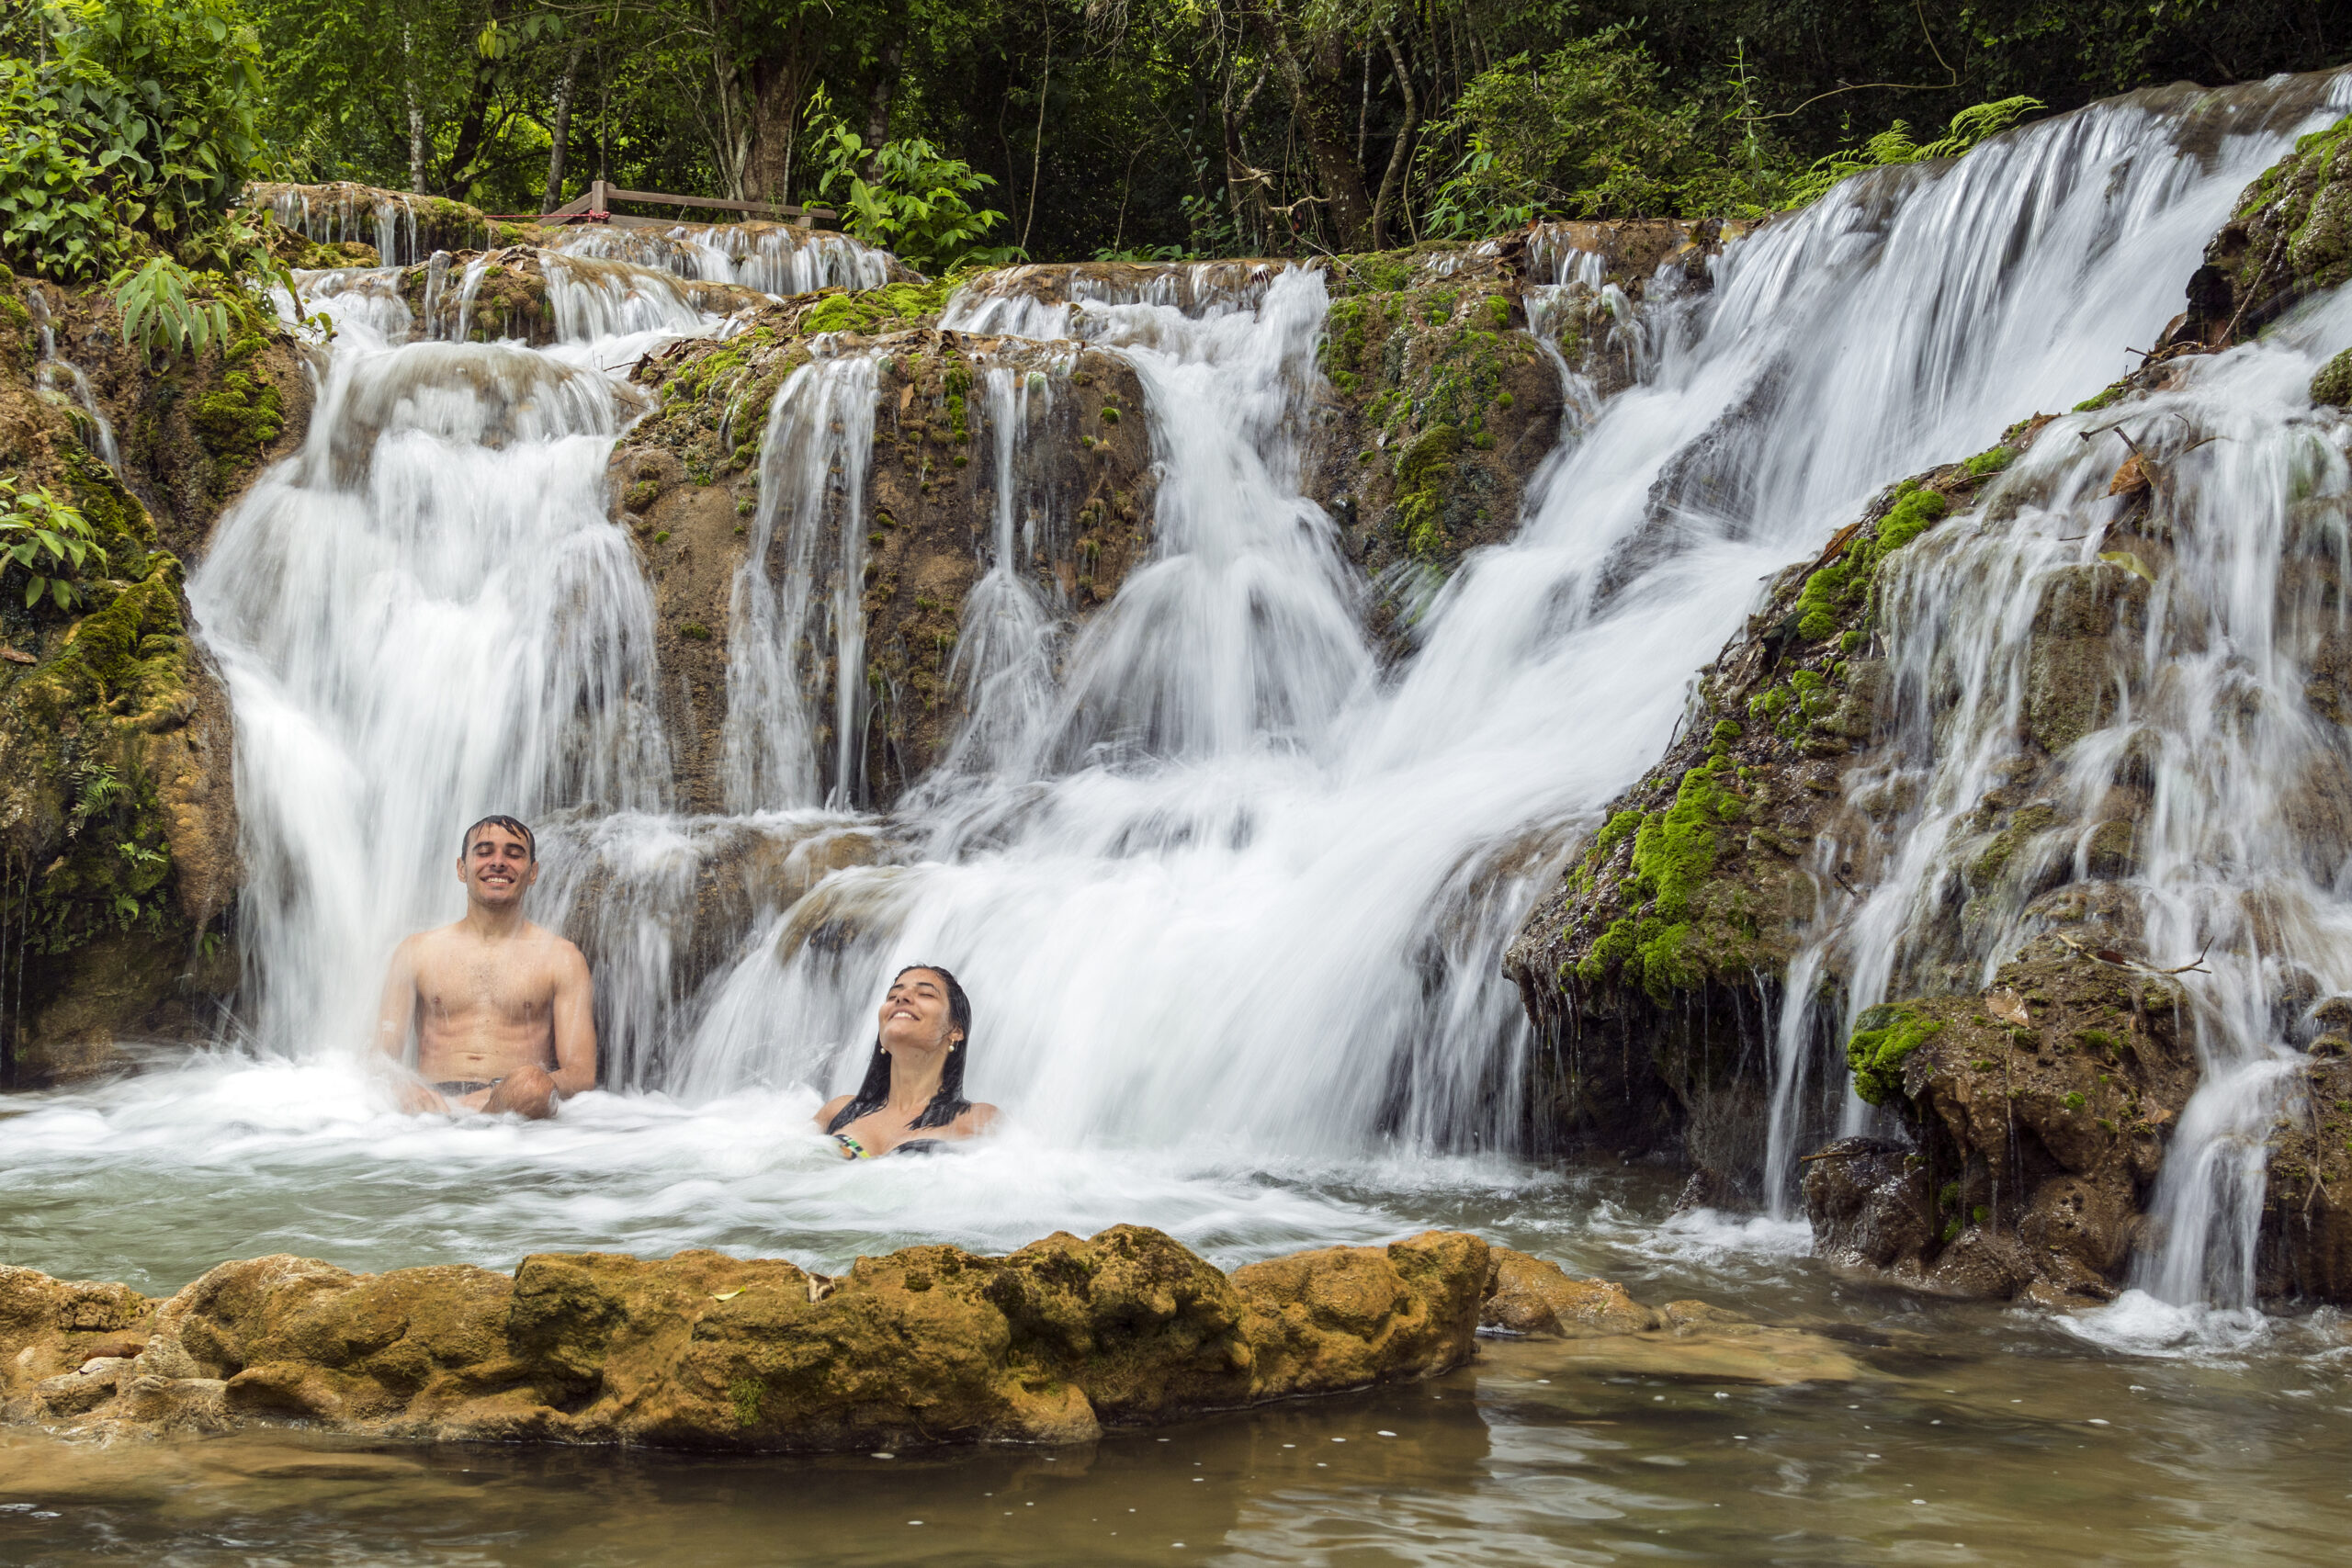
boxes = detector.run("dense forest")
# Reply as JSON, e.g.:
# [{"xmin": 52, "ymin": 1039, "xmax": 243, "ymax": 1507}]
[{"xmin": 4, "ymin": 0, "xmax": 2349, "ymax": 276}]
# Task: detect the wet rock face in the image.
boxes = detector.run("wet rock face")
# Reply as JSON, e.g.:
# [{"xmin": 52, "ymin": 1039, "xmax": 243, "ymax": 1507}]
[
  {"xmin": 2258, "ymin": 1049, "xmax": 2352, "ymax": 1303},
  {"xmin": 617, "ymin": 305, "xmax": 1156, "ymax": 809},
  {"xmin": 2189, "ymin": 112, "xmax": 2351, "ymax": 340},
  {"xmin": 0, "ymin": 1229, "xmax": 1489, "ymax": 1450},
  {"xmin": 1501, "ymin": 463, "xmax": 2008, "ymax": 1158},
  {"xmin": 1, "ymin": 276, "xmax": 276, "ymax": 1083},
  {"xmin": 1804, "ymin": 938, "xmax": 2199, "ymax": 1305}
]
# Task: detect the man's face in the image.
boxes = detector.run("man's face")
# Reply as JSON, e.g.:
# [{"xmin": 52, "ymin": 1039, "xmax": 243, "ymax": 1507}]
[{"xmin": 458, "ymin": 827, "xmax": 537, "ymax": 908}]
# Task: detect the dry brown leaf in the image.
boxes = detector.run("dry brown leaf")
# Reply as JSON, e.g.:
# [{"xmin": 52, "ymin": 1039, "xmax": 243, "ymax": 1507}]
[{"xmin": 1986, "ymin": 988, "xmax": 2030, "ymax": 1028}]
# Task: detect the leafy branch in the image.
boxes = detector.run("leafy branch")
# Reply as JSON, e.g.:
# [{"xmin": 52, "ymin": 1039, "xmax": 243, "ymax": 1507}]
[{"xmin": 0, "ymin": 476, "xmax": 109, "ymax": 612}]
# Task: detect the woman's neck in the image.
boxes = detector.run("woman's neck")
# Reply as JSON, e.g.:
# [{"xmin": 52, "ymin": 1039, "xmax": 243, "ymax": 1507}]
[{"xmin": 885, "ymin": 1049, "xmax": 947, "ymax": 1114}]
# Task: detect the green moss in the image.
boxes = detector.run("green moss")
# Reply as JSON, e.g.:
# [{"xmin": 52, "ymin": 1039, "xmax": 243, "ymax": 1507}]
[
  {"xmin": 729, "ymin": 1377, "xmax": 763, "ymax": 1427},
  {"xmin": 1847, "ymin": 1005, "xmax": 1944, "ymax": 1107},
  {"xmin": 679, "ymin": 623, "xmax": 712, "ymax": 641},
  {"xmin": 190, "ymin": 367, "xmax": 286, "ymax": 483},
  {"xmin": 1099, "ymin": 406, "xmax": 1120, "ymax": 424},
  {"xmin": 1590, "ymin": 809, "xmax": 1645, "ymax": 863},
  {"xmin": 1395, "ymin": 423, "xmax": 1462, "ymax": 559},
  {"xmin": 1962, "ymin": 445, "xmax": 2019, "ymax": 479},
  {"xmin": 2312, "ymin": 345, "xmax": 2352, "ymax": 409},
  {"xmin": 1576, "ymin": 758, "xmax": 1743, "ymax": 1002},
  {"xmin": 799, "ymin": 278, "xmax": 953, "ymax": 337},
  {"xmin": 1792, "ymin": 484, "xmax": 1950, "ymax": 641},
  {"xmin": 2064, "ymin": 1090, "xmax": 2086, "ymax": 1111}
]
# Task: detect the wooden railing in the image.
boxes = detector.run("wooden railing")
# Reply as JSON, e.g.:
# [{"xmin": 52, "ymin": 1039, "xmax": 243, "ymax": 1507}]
[{"xmin": 537, "ymin": 179, "xmax": 837, "ymax": 231}]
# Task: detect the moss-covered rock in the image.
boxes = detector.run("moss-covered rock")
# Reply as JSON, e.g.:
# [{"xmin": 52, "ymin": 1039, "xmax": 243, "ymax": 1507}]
[
  {"xmin": 1807, "ymin": 935, "xmax": 2199, "ymax": 1304},
  {"xmin": 2, "ymin": 275, "xmax": 262, "ymax": 1082},
  {"xmin": 2176, "ymin": 113, "xmax": 2352, "ymax": 343}
]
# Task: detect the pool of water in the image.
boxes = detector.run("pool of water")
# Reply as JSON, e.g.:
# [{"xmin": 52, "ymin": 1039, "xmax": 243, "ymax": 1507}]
[
  {"xmin": 6, "ymin": 1314, "xmax": 2350, "ymax": 1565},
  {"xmin": 6, "ymin": 1062, "xmax": 2352, "ymax": 1564}
]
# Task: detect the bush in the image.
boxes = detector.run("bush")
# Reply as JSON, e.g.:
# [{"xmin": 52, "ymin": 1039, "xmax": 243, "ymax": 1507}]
[
  {"xmin": 801, "ymin": 86, "xmax": 1020, "ymax": 276},
  {"xmin": 1419, "ymin": 28, "xmax": 1781, "ymax": 233},
  {"xmin": 0, "ymin": 0, "xmax": 266, "ymax": 281},
  {"xmin": 0, "ymin": 477, "xmax": 110, "ymax": 611}
]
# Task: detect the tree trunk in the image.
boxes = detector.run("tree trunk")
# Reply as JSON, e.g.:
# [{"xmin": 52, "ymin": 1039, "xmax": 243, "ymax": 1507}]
[
  {"xmin": 403, "ymin": 26, "xmax": 426, "ymax": 195},
  {"xmin": 1371, "ymin": 24, "xmax": 1419, "ymax": 250},
  {"xmin": 1223, "ymin": 61, "xmax": 1272, "ymax": 254},
  {"xmin": 863, "ymin": 35, "xmax": 903, "ymax": 176},
  {"xmin": 744, "ymin": 17, "xmax": 818, "ymax": 206},
  {"xmin": 544, "ymin": 41, "xmax": 584, "ymax": 212},
  {"xmin": 1257, "ymin": 12, "xmax": 1374, "ymax": 250}
]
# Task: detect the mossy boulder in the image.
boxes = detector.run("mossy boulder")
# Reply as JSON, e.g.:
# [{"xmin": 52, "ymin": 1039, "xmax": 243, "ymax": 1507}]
[
  {"xmin": 1805, "ymin": 934, "xmax": 2199, "ymax": 1304},
  {"xmin": 2183, "ymin": 113, "xmax": 2352, "ymax": 342}
]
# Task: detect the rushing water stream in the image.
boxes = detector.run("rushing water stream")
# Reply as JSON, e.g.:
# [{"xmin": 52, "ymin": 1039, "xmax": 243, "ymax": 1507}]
[{"xmin": 6, "ymin": 74, "xmax": 2352, "ymax": 1563}]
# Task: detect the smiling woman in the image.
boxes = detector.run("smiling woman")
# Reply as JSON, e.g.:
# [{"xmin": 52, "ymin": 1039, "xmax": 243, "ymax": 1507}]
[{"xmin": 816, "ymin": 965, "xmax": 1001, "ymax": 1157}]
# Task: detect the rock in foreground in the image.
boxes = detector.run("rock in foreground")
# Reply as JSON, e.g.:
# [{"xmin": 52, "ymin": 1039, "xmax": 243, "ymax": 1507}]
[{"xmin": 0, "ymin": 1228, "xmax": 1490, "ymax": 1450}]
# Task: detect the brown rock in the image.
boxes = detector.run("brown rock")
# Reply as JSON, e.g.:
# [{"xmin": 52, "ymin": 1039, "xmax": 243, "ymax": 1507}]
[
  {"xmin": 1231, "ymin": 1231, "xmax": 1488, "ymax": 1399},
  {"xmin": 0, "ymin": 1228, "xmax": 1493, "ymax": 1451},
  {"xmin": 1479, "ymin": 1247, "xmax": 1660, "ymax": 1337}
]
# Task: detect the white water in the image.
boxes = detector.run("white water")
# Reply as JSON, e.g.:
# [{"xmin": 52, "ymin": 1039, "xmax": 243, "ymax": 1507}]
[{"xmin": 6, "ymin": 81, "xmax": 2349, "ymax": 1323}]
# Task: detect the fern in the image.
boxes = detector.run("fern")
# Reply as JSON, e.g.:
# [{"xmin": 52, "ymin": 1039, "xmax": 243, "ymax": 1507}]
[{"xmin": 1785, "ymin": 96, "xmax": 2046, "ymax": 209}]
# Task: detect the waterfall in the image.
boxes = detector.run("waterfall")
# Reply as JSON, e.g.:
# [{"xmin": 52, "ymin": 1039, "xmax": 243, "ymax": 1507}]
[
  {"xmin": 4, "ymin": 70, "xmax": 2317, "ymax": 1302},
  {"xmin": 719, "ymin": 351, "xmax": 881, "ymax": 810}
]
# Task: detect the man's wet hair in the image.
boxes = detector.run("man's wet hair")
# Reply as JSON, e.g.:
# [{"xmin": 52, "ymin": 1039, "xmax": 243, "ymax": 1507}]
[
  {"xmin": 459, "ymin": 815, "xmax": 537, "ymax": 863},
  {"xmin": 825, "ymin": 964, "xmax": 973, "ymax": 1134}
]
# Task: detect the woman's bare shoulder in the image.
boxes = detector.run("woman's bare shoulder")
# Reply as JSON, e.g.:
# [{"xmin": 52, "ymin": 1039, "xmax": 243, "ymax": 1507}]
[
  {"xmin": 815, "ymin": 1094, "xmax": 854, "ymax": 1131},
  {"xmin": 954, "ymin": 1102, "xmax": 1001, "ymax": 1136}
]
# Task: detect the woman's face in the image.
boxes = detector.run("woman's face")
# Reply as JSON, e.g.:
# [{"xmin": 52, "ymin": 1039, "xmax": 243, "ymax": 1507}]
[{"xmin": 878, "ymin": 969, "xmax": 961, "ymax": 1055}]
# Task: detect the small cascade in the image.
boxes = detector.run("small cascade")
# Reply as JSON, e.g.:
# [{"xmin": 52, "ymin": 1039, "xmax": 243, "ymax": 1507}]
[
  {"xmin": 994, "ymin": 265, "xmax": 1372, "ymax": 774},
  {"xmin": 288, "ymin": 267, "xmax": 415, "ymax": 347},
  {"xmin": 720, "ymin": 351, "xmax": 882, "ymax": 811},
  {"xmin": 545, "ymin": 221, "xmax": 891, "ymax": 297},
  {"xmin": 23, "ymin": 290, "xmax": 120, "ymax": 469},
  {"xmin": 931, "ymin": 358, "xmax": 1066, "ymax": 779},
  {"xmin": 260, "ymin": 182, "xmax": 427, "ymax": 265},
  {"xmin": 542, "ymin": 254, "xmax": 707, "ymax": 343},
  {"xmin": 1797, "ymin": 282, "xmax": 2352, "ymax": 1314}
]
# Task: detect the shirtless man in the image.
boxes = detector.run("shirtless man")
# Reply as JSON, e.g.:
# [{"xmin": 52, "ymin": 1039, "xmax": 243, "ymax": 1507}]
[{"xmin": 374, "ymin": 816, "xmax": 596, "ymax": 1119}]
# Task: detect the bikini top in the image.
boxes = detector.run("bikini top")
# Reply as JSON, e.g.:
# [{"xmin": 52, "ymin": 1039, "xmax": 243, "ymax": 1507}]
[{"xmin": 834, "ymin": 1133, "xmax": 949, "ymax": 1160}]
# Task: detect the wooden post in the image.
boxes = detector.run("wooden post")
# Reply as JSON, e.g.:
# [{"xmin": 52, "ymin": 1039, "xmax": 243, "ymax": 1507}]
[{"xmin": 591, "ymin": 178, "xmax": 610, "ymax": 214}]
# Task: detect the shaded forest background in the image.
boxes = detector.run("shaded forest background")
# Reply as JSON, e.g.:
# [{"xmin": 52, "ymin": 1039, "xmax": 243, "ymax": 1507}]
[{"xmin": 8, "ymin": 0, "xmax": 2352, "ymax": 266}]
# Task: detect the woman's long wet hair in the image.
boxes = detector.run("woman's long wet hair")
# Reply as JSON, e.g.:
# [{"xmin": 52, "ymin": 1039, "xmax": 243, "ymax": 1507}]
[{"xmin": 824, "ymin": 964, "xmax": 973, "ymax": 1134}]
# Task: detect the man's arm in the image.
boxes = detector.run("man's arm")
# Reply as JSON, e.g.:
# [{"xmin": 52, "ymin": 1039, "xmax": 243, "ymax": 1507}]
[
  {"xmin": 375, "ymin": 937, "xmax": 420, "ymax": 1066},
  {"xmin": 549, "ymin": 942, "xmax": 598, "ymax": 1098},
  {"xmin": 373, "ymin": 937, "xmax": 447, "ymax": 1112}
]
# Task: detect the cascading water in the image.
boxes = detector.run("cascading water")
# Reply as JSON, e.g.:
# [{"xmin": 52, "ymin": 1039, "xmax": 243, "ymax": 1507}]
[
  {"xmin": 23, "ymin": 289, "xmax": 120, "ymax": 471},
  {"xmin": 4, "ymin": 78, "xmax": 2347, "ymax": 1336},
  {"xmin": 187, "ymin": 335, "xmax": 674, "ymax": 1055}
]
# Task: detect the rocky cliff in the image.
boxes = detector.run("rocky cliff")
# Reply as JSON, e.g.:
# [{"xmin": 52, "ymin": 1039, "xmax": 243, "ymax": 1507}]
[
  {"xmin": 0, "ymin": 265, "xmax": 311, "ymax": 1084},
  {"xmin": 1504, "ymin": 111, "xmax": 2352, "ymax": 1305}
]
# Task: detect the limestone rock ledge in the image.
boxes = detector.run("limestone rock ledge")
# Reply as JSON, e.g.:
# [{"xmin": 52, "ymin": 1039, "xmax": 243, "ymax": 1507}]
[{"xmin": 1, "ymin": 1228, "xmax": 1498, "ymax": 1450}]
